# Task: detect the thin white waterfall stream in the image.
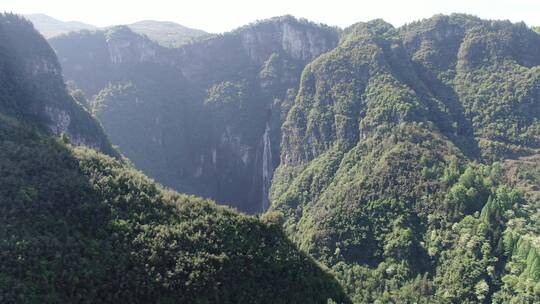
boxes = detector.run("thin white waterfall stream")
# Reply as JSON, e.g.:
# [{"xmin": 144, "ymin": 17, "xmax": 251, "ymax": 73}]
[{"xmin": 261, "ymin": 122, "xmax": 273, "ymax": 212}]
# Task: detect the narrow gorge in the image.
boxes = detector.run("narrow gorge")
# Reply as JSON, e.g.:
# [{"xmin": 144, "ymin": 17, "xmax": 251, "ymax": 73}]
[{"xmin": 49, "ymin": 16, "xmax": 339, "ymax": 212}]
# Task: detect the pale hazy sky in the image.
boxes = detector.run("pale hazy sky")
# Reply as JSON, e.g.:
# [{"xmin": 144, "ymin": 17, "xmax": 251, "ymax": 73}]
[{"xmin": 3, "ymin": 0, "xmax": 539, "ymax": 33}]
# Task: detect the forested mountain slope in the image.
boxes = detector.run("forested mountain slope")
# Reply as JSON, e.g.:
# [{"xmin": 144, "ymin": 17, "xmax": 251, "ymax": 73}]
[
  {"xmin": 271, "ymin": 14, "xmax": 540, "ymax": 303},
  {"xmin": 0, "ymin": 13, "xmax": 115, "ymax": 156},
  {"xmin": 0, "ymin": 13, "xmax": 349, "ymax": 303},
  {"xmin": 0, "ymin": 117, "xmax": 348, "ymax": 303},
  {"xmin": 49, "ymin": 16, "xmax": 339, "ymax": 213}
]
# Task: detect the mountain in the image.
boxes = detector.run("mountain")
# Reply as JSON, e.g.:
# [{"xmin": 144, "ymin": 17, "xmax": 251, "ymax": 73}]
[
  {"xmin": 127, "ymin": 20, "xmax": 209, "ymax": 47},
  {"xmin": 25, "ymin": 14, "xmax": 208, "ymax": 47},
  {"xmin": 24, "ymin": 13, "xmax": 96, "ymax": 38},
  {"xmin": 12, "ymin": 11, "xmax": 540, "ymax": 303},
  {"xmin": 272, "ymin": 14, "xmax": 540, "ymax": 302},
  {"xmin": 0, "ymin": 13, "xmax": 349, "ymax": 303},
  {"xmin": 49, "ymin": 15, "xmax": 339, "ymax": 213}
]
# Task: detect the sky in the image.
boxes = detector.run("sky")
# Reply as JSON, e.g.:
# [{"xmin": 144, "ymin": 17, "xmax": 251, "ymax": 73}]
[{"xmin": 3, "ymin": 0, "xmax": 539, "ymax": 33}]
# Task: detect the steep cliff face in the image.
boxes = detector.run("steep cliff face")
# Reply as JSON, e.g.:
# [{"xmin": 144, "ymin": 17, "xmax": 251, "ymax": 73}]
[
  {"xmin": 237, "ymin": 16, "xmax": 338, "ymax": 64},
  {"xmin": 50, "ymin": 16, "xmax": 338, "ymax": 212},
  {"xmin": 0, "ymin": 13, "xmax": 116, "ymax": 156},
  {"xmin": 104, "ymin": 26, "xmax": 180, "ymax": 66}
]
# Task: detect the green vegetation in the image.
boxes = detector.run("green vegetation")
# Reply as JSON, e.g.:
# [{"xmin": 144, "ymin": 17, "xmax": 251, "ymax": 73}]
[
  {"xmin": 0, "ymin": 115, "xmax": 348, "ymax": 303},
  {"xmin": 403, "ymin": 15, "xmax": 540, "ymax": 159},
  {"xmin": 0, "ymin": 13, "xmax": 348, "ymax": 303},
  {"xmin": 4, "ymin": 12, "xmax": 540, "ymax": 303},
  {"xmin": 0, "ymin": 13, "xmax": 116, "ymax": 156},
  {"xmin": 272, "ymin": 14, "xmax": 540, "ymax": 303}
]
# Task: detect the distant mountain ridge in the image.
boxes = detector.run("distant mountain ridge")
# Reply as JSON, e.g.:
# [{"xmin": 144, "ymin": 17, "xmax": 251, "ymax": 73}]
[
  {"xmin": 25, "ymin": 13, "xmax": 209, "ymax": 47},
  {"xmin": 127, "ymin": 20, "xmax": 210, "ymax": 47},
  {"xmin": 24, "ymin": 13, "xmax": 96, "ymax": 37}
]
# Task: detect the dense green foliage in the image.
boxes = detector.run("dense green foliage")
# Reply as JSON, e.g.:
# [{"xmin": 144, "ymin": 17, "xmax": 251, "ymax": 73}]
[
  {"xmin": 7, "ymin": 12, "xmax": 540, "ymax": 303},
  {"xmin": 0, "ymin": 14, "xmax": 349, "ymax": 302},
  {"xmin": 403, "ymin": 15, "xmax": 540, "ymax": 160},
  {"xmin": 272, "ymin": 15, "xmax": 540, "ymax": 303},
  {"xmin": 0, "ymin": 115, "xmax": 348, "ymax": 303}
]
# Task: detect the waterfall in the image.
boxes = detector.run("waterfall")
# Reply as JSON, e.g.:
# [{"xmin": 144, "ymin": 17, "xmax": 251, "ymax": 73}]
[{"xmin": 261, "ymin": 122, "xmax": 273, "ymax": 212}]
